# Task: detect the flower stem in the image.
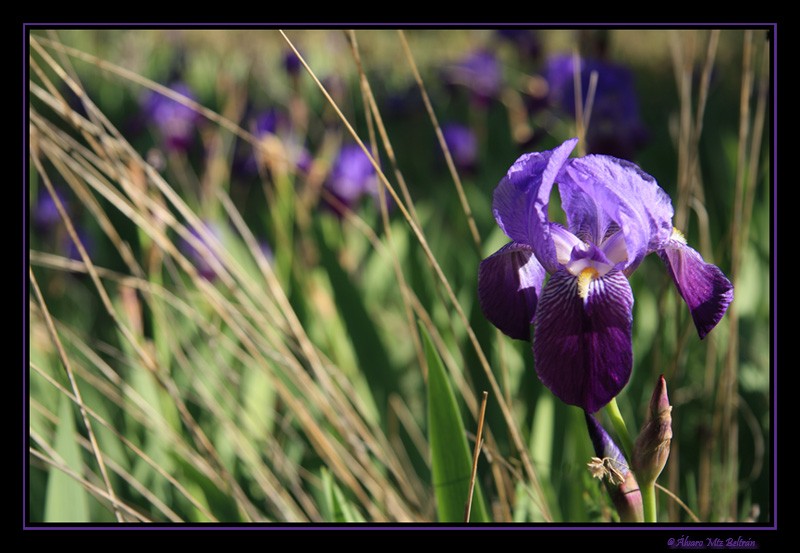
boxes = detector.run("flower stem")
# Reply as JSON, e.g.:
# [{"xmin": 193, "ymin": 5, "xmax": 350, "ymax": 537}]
[
  {"xmin": 604, "ymin": 398, "xmax": 634, "ymax": 460},
  {"xmin": 641, "ymin": 481, "xmax": 657, "ymax": 522}
]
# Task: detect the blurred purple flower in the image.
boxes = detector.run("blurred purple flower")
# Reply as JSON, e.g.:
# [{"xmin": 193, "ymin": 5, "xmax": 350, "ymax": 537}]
[
  {"xmin": 545, "ymin": 54, "xmax": 648, "ymax": 159},
  {"xmin": 34, "ymin": 188, "xmax": 69, "ymax": 234},
  {"xmin": 254, "ymin": 108, "xmax": 283, "ymax": 137},
  {"xmin": 442, "ymin": 123, "xmax": 478, "ymax": 173},
  {"xmin": 477, "ymin": 138, "xmax": 733, "ymax": 412},
  {"xmin": 443, "ymin": 50, "xmax": 503, "ymax": 105},
  {"xmin": 142, "ymin": 82, "xmax": 200, "ymax": 152},
  {"xmin": 283, "ymin": 49, "xmax": 302, "ymax": 76},
  {"xmin": 324, "ymin": 144, "xmax": 387, "ymax": 214},
  {"xmin": 233, "ymin": 107, "xmax": 311, "ymax": 179},
  {"xmin": 179, "ymin": 221, "xmax": 223, "ymax": 281}
]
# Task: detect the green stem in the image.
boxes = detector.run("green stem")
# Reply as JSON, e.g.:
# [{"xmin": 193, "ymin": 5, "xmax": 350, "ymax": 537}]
[
  {"xmin": 641, "ymin": 481, "xmax": 657, "ymax": 522},
  {"xmin": 604, "ymin": 398, "xmax": 634, "ymax": 461}
]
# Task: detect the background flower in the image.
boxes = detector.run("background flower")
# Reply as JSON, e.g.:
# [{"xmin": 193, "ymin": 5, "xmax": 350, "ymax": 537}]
[
  {"xmin": 34, "ymin": 188, "xmax": 69, "ymax": 235},
  {"xmin": 545, "ymin": 54, "xmax": 649, "ymax": 159},
  {"xmin": 442, "ymin": 49, "xmax": 503, "ymax": 106},
  {"xmin": 441, "ymin": 123, "xmax": 478, "ymax": 173},
  {"xmin": 141, "ymin": 82, "xmax": 200, "ymax": 152},
  {"xmin": 323, "ymin": 144, "xmax": 388, "ymax": 214},
  {"xmin": 178, "ymin": 221, "xmax": 223, "ymax": 281}
]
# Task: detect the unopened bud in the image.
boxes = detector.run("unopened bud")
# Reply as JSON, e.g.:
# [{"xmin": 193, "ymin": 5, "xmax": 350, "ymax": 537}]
[
  {"xmin": 585, "ymin": 413, "xmax": 644, "ymax": 522},
  {"xmin": 632, "ymin": 375, "xmax": 673, "ymax": 486}
]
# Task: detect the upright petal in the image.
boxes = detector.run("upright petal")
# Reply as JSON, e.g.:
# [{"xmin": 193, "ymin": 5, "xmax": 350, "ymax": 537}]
[
  {"xmin": 478, "ymin": 242, "xmax": 546, "ymax": 340},
  {"xmin": 492, "ymin": 138, "xmax": 578, "ymax": 273},
  {"xmin": 533, "ymin": 269, "xmax": 633, "ymax": 413},
  {"xmin": 658, "ymin": 237, "xmax": 734, "ymax": 339},
  {"xmin": 557, "ymin": 176, "xmax": 616, "ymax": 246},
  {"xmin": 558, "ymin": 154, "xmax": 674, "ymax": 273}
]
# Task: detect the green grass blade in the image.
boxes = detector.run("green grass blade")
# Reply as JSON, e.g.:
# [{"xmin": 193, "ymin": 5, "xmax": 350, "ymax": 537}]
[
  {"xmin": 44, "ymin": 396, "xmax": 91, "ymax": 522},
  {"xmin": 315, "ymin": 221, "xmax": 397, "ymax": 423},
  {"xmin": 421, "ymin": 323, "xmax": 489, "ymax": 523},
  {"xmin": 319, "ymin": 467, "xmax": 366, "ymax": 523}
]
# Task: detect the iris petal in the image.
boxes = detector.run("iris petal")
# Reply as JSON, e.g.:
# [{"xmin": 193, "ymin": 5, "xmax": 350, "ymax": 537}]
[
  {"xmin": 585, "ymin": 412, "xmax": 644, "ymax": 522},
  {"xmin": 533, "ymin": 269, "xmax": 634, "ymax": 413},
  {"xmin": 492, "ymin": 138, "xmax": 578, "ymax": 273},
  {"xmin": 658, "ymin": 239, "xmax": 734, "ymax": 339},
  {"xmin": 558, "ymin": 154, "xmax": 674, "ymax": 273},
  {"xmin": 550, "ymin": 223, "xmax": 584, "ymax": 267},
  {"xmin": 477, "ymin": 242, "xmax": 546, "ymax": 340},
  {"xmin": 585, "ymin": 412, "xmax": 627, "ymax": 471}
]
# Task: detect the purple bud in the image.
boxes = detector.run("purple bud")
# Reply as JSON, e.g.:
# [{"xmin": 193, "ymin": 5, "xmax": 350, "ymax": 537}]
[
  {"xmin": 283, "ymin": 49, "xmax": 302, "ymax": 76},
  {"xmin": 632, "ymin": 375, "xmax": 673, "ymax": 486},
  {"xmin": 585, "ymin": 413, "xmax": 644, "ymax": 522}
]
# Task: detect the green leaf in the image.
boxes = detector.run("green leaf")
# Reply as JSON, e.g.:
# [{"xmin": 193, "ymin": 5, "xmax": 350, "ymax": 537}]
[
  {"xmin": 319, "ymin": 468, "xmax": 365, "ymax": 523},
  {"xmin": 421, "ymin": 324, "xmax": 489, "ymax": 523},
  {"xmin": 44, "ymin": 396, "xmax": 91, "ymax": 522}
]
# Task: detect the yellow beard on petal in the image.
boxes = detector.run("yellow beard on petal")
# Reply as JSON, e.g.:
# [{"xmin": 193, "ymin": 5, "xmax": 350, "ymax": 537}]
[
  {"xmin": 578, "ymin": 267, "xmax": 600, "ymax": 300},
  {"xmin": 671, "ymin": 227, "xmax": 687, "ymax": 245}
]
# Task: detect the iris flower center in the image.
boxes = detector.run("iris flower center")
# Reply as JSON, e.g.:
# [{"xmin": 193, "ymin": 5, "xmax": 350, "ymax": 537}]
[
  {"xmin": 577, "ymin": 266, "xmax": 600, "ymax": 300},
  {"xmin": 670, "ymin": 227, "xmax": 687, "ymax": 245}
]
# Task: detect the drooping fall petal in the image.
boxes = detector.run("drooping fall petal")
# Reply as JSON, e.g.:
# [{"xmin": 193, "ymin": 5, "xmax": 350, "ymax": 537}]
[
  {"xmin": 477, "ymin": 242, "xmax": 546, "ymax": 341},
  {"xmin": 658, "ymin": 237, "xmax": 734, "ymax": 339},
  {"xmin": 533, "ymin": 269, "xmax": 633, "ymax": 413}
]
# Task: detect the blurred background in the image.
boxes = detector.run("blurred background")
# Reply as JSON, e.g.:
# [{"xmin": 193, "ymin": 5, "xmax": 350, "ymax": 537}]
[{"xmin": 27, "ymin": 27, "xmax": 771, "ymax": 524}]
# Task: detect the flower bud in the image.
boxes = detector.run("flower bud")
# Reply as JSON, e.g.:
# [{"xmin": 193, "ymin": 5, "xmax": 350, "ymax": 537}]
[
  {"xmin": 632, "ymin": 375, "xmax": 673, "ymax": 486},
  {"xmin": 585, "ymin": 413, "xmax": 644, "ymax": 522}
]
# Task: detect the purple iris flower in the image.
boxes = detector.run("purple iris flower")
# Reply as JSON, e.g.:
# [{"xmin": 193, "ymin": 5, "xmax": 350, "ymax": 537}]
[
  {"xmin": 142, "ymin": 82, "xmax": 200, "ymax": 152},
  {"xmin": 545, "ymin": 54, "xmax": 648, "ymax": 159},
  {"xmin": 443, "ymin": 50, "xmax": 503, "ymax": 105},
  {"xmin": 477, "ymin": 138, "xmax": 733, "ymax": 413},
  {"xmin": 442, "ymin": 123, "xmax": 478, "ymax": 173}
]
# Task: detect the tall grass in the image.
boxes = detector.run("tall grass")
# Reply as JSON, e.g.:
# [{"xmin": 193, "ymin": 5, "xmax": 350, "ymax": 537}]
[{"xmin": 27, "ymin": 27, "xmax": 771, "ymax": 524}]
